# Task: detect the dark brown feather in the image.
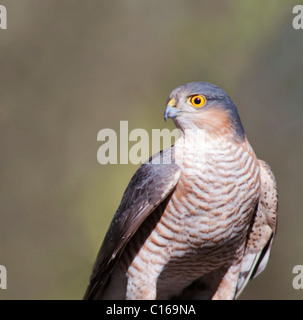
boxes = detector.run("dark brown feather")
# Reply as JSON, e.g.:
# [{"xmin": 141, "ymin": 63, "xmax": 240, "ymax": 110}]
[{"xmin": 83, "ymin": 147, "xmax": 180, "ymax": 299}]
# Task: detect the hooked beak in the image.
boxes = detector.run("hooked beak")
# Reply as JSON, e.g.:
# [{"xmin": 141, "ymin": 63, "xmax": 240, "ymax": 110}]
[{"xmin": 164, "ymin": 98, "xmax": 180, "ymax": 122}]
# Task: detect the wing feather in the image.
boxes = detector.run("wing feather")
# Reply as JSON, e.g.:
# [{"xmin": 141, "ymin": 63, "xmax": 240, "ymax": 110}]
[
  {"xmin": 84, "ymin": 147, "xmax": 180, "ymax": 299},
  {"xmin": 235, "ymin": 160, "xmax": 278, "ymax": 299}
]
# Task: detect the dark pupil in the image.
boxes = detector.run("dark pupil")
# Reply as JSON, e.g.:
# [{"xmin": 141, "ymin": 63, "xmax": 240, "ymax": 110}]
[{"xmin": 194, "ymin": 97, "xmax": 201, "ymax": 105}]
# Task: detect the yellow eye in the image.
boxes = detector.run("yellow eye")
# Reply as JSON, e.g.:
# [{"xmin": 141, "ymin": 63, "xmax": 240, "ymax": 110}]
[{"xmin": 188, "ymin": 95, "xmax": 207, "ymax": 108}]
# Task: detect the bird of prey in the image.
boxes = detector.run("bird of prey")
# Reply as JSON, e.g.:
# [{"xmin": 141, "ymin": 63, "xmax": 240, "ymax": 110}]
[{"xmin": 84, "ymin": 82, "xmax": 278, "ymax": 300}]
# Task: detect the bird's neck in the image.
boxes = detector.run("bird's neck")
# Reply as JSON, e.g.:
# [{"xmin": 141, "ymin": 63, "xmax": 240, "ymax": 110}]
[{"xmin": 176, "ymin": 104, "xmax": 246, "ymax": 144}]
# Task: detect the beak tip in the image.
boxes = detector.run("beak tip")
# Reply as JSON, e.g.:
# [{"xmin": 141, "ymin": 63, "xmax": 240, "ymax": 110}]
[
  {"xmin": 164, "ymin": 105, "xmax": 179, "ymax": 122},
  {"xmin": 163, "ymin": 110, "xmax": 168, "ymax": 122}
]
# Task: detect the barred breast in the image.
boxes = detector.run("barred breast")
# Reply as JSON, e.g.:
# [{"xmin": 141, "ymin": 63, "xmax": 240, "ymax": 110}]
[{"xmin": 109, "ymin": 133, "xmax": 260, "ymax": 300}]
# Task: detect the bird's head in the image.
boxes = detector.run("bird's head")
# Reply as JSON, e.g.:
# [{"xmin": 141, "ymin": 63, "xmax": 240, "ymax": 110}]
[{"xmin": 164, "ymin": 82, "xmax": 245, "ymax": 142}]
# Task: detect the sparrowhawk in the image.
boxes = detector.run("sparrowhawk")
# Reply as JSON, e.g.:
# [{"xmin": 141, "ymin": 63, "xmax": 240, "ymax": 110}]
[{"xmin": 84, "ymin": 82, "xmax": 278, "ymax": 300}]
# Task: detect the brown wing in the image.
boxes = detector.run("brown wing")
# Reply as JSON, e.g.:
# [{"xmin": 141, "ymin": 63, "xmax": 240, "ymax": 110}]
[
  {"xmin": 235, "ymin": 160, "xmax": 278, "ymax": 299},
  {"xmin": 83, "ymin": 147, "xmax": 180, "ymax": 299}
]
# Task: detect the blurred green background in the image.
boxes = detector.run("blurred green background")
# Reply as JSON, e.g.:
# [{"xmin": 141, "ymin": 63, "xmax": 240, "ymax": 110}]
[{"xmin": 0, "ymin": 0, "xmax": 302, "ymax": 299}]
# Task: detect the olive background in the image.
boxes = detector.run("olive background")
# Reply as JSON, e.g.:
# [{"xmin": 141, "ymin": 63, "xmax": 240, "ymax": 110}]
[{"xmin": 0, "ymin": 0, "xmax": 302, "ymax": 299}]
